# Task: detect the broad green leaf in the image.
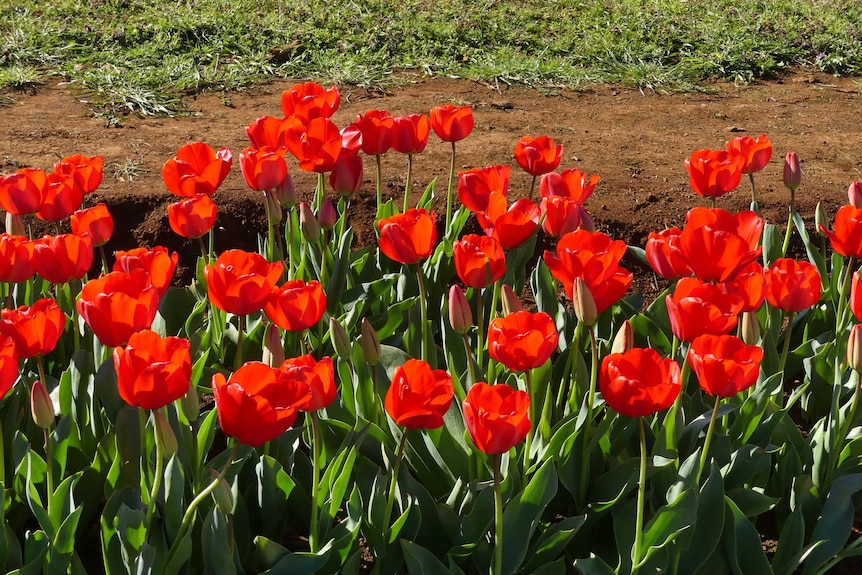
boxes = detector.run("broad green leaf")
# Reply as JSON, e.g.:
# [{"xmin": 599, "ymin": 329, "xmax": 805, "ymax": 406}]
[
  {"xmin": 801, "ymin": 473, "xmax": 862, "ymax": 574},
  {"xmin": 637, "ymin": 488, "xmax": 696, "ymax": 567},
  {"xmin": 9, "ymin": 530, "xmax": 48, "ymax": 575},
  {"xmin": 721, "ymin": 497, "xmax": 773, "ymax": 575},
  {"xmin": 202, "ymin": 507, "xmax": 237, "ymax": 575},
  {"xmin": 675, "ymin": 462, "xmax": 725, "ymax": 574},
  {"xmin": 519, "ymin": 515, "xmax": 585, "ymax": 574},
  {"xmin": 502, "ymin": 460, "xmax": 558, "ymax": 575}
]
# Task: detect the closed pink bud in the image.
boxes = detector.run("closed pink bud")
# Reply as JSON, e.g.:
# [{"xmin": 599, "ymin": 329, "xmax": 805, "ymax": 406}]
[
  {"xmin": 849, "ymin": 324, "xmax": 862, "ymax": 373},
  {"xmin": 448, "ymin": 285, "xmax": 473, "ymax": 334},
  {"xmin": 848, "ymin": 181, "xmax": 862, "ymax": 208},
  {"xmin": 500, "ymin": 284, "xmax": 524, "ymax": 316},
  {"xmin": 262, "ymin": 324, "xmax": 285, "ymax": 368},
  {"xmin": 573, "ymin": 277, "xmax": 598, "ymax": 326},
  {"xmin": 610, "ymin": 320, "xmax": 633, "ymax": 354},
  {"xmin": 319, "ymin": 198, "xmax": 337, "ymax": 230},
  {"xmin": 30, "ymin": 380, "xmax": 54, "ymax": 429},
  {"xmin": 299, "ymin": 202, "xmax": 320, "ymax": 243},
  {"xmin": 783, "ymin": 152, "xmax": 801, "ymax": 192}
]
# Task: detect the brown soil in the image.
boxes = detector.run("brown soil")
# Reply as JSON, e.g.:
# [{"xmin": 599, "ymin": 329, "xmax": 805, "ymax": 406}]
[{"xmin": 4, "ymin": 70, "xmax": 862, "ymax": 572}]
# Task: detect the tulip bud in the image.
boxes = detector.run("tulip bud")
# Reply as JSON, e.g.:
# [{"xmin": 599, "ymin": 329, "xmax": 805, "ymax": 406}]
[
  {"xmin": 610, "ymin": 320, "xmax": 634, "ymax": 355},
  {"xmin": 299, "ymin": 202, "xmax": 320, "ymax": 243},
  {"xmin": 500, "ymin": 284, "xmax": 524, "ymax": 316},
  {"xmin": 30, "ymin": 380, "xmax": 54, "ymax": 429},
  {"xmin": 741, "ymin": 310, "xmax": 761, "ymax": 346},
  {"xmin": 210, "ymin": 468, "xmax": 235, "ymax": 515},
  {"xmin": 329, "ymin": 317, "xmax": 353, "ymax": 359},
  {"xmin": 361, "ymin": 317, "xmax": 380, "ymax": 366},
  {"xmin": 154, "ymin": 410, "xmax": 178, "ymax": 457},
  {"xmin": 572, "ymin": 277, "xmax": 598, "ymax": 326},
  {"xmin": 848, "ymin": 181, "xmax": 862, "ymax": 208},
  {"xmin": 5, "ymin": 213, "xmax": 24, "ymax": 236},
  {"xmin": 849, "ymin": 324, "xmax": 862, "ymax": 373},
  {"xmin": 262, "ymin": 324, "xmax": 285, "ymax": 368},
  {"xmin": 448, "ymin": 285, "xmax": 473, "ymax": 334},
  {"xmin": 815, "ymin": 202, "xmax": 829, "ymax": 236},
  {"xmin": 783, "ymin": 152, "xmax": 801, "ymax": 192},
  {"xmin": 318, "ymin": 198, "xmax": 337, "ymax": 230},
  {"xmin": 273, "ymin": 172, "xmax": 297, "ymax": 209},
  {"xmin": 264, "ymin": 189, "xmax": 283, "ymax": 226},
  {"xmin": 181, "ymin": 381, "xmax": 200, "ymax": 423}
]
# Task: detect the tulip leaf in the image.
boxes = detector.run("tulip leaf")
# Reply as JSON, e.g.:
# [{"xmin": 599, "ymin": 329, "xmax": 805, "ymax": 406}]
[
  {"xmin": 503, "ymin": 233, "xmax": 537, "ymax": 293},
  {"xmin": 762, "ymin": 223, "xmax": 782, "ymax": 266},
  {"xmin": 93, "ymin": 358, "xmax": 123, "ymax": 426},
  {"xmin": 792, "ymin": 211, "xmax": 828, "ymax": 285},
  {"xmin": 449, "ymin": 484, "xmax": 494, "ymax": 558},
  {"xmin": 47, "ymin": 505, "xmax": 82, "ymax": 575},
  {"xmin": 48, "ymin": 471, "xmax": 82, "ymax": 533},
  {"xmin": 10, "ymin": 530, "xmax": 48, "ymax": 575},
  {"xmin": 519, "ymin": 515, "xmax": 585, "ymax": 574},
  {"xmin": 801, "ymin": 473, "xmax": 862, "ymax": 575},
  {"xmin": 502, "ymin": 460, "xmax": 558, "ymax": 575},
  {"xmin": 254, "ymin": 455, "xmax": 297, "ymax": 541},
  {"xmin": 572, "ymin": 554, "xmax": 616, "ymax": 575},
  {"xmin": 636, "ymin": 487, "xmax": 696, "ymax": 568},
  {"xmin": 261, "ymin": 552, "xmax": 329, "ymax": 575},
  {"xmin": 675, "ymin": 462, "xmax": 725, "ymax": 574},
  {"xmin": 586, "ymin": 458, "xmax": 639, "ymax": 513},
  {"xmin": 100, "ymin": 487, "xmax": 141, "ymax": 575},
  {"xmin": 772, "ymin": 507, "xmax": 820, "ymax": 575},
  {"xmin": 163, "ymin": 455, "xmax": 185, "ymax": 542},
  {"xmin": 721, "ymin": 496, "xmax": 773, "ymax": 575},
  {"xmin": 202, "ymin": 507, "xmax": 237, "ymax": 575},
  {"xmin": 326, "ymin": 228, "xmax": 354, "ymax": 315},
  {"xmin": 253, "ymin": 536, "xmax": 289, "ymax": 570},
  {"xmin": 725, "ymin": 487, "xmax": 779, "ymax": 518},
  {"xmin": 155, "ymin": 287, "xmax": 196, "ymax": 337},
  {"xmin": 196, "ymin": 406, "xmax": 220, "ymax": 468},
  {"xmin": 400, "ymin": 540, "xmax": 451, "ymax": 575}
]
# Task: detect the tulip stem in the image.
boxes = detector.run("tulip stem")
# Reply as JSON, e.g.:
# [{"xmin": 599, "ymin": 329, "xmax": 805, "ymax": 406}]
[
  {"xmin": 337, "ymin": 197, "xmax": 351, "ymax": 245},
  {"xmin": 309, "ymin": 411, "xmax": 321, "ymax": 552},
  {"xmin": 778, "ymin": 311, "xmax": 795, "ymax": 379},
  {"xmin": 165, "ymin": 442, "xmax": 242, "ymax": 568},
  {"xmin": 197, "ymin": 236, "xmax": 208, "ymax": 262},
  {"xmin": 415, "ymin": 264, "xmax": 431, "ymax": 364},
  {"xmin": 493, "ymin": 454, "xmax": 504, "ymax": 575},
  {"xmin": 578, "ymin": 326, "xmax": 599, "ymax": 504},
  {"xmin": 461, "ymin": 334, "xmax": 477, "ymax": 395},
  {"xmin": 263, "ymin": 191, "xmax": 275, "ymax": 263},
  {"xmin": 286, "ymin": 208, "xmax": 296, "ymax": 281},
  {"xmin": 43, "ymin": 426, "xmax": 53, "ymax": 519},
  {"xmin": 523, "ymin": 369, "xmax": 535, "ymax": 471},
  {"xmin": 404, "ymin": 154, "xmax": 413, "ymax": 212},
  {"xmin": 445, "ymin": 141, "xmax": 456, "ymax": 236},
  {"xmin": 836, "ymin": 257, "xmax": 856, "ymax": 334},
  {"xmin": 529, "ymin": 175, "xmax": 537, "ymax": 200},
  {"xmin": 476, "ymin": 287, "xmax": 485, "ymax": 372},
  {"xmin": 316, "ymin": 172, "xmax": 325, "ymax": 213},
  {"xmin": 781, "ymin": 189, "xmax": 796, "ymax": 257},
  {"xmin": 146, "ymin": 409, "xmax": 165, "ymax": 528},
  {"xmin": 632, "ymin": 417, "xmax": 647, "ymax": 574},
  {"xmin": 748, "ymin": 173, "xmax": 757, "ymax": 207},
  {"xmin": 567, "ymin": 321, "xmax": 585, "ymax": 413},
  {"xmin": 382, "ymin": 428, "xmax": 408, "ymax": 533},
  {"xmin": 696, "ymin": 396, "xmax": 722, "ymax": 485},
  {"xmin": 235, "ymin": 315, "xmax": 245, "ymax": 371},
  {"xmin": 375, "ymin": 154, "xmax": 383, "ymax": 219}
]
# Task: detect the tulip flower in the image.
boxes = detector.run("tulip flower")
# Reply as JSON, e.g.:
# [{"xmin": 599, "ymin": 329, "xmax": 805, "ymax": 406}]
[
  {"xmin": 720, "ymin": 261, "xmax": 766, "ymax": 312},
  {"xmin": 849, "ymin": 325, "xmax": 862, "ymax": 373},
  {"xmin": 392, "ymin": 114, "xmax": 431, "ymax": 155},
  {"xmin": 783, "ymin": 152, "xmax": 801, "ymax": 192},
  {"xmin": 162, "ymin": 142, "xmax": 232, "ymax": 198},
  {"xmin": 384, "ymin": 359, "xmax": 453, "ymax": 429},
  {"xmin": 244, "ymin": 115, "xmax": 302, "ymax": 150},
  {"xmin": 487, "ymin": 310, "xmax": 558, "ymax": 372},
  {"xmin": 0, "ymin": 234, "xmax": 36, "ymax": 283},
  {"xmin": 285, "ymin": 117, "xmax": 343, "ymax": 173},
  {"xmin": 71, "ymin": 203, "xmax": 113, "ymax": 247},
  {"xmin": 167, "ymin": 194, "xmax": 217, "ymax": 239},
  {"xmin": 113, "ymin": 246, "xmax": 179, "ymax": 299},
  {"xmin": 453, "ymin": 234, "xmax": 506, "ymax": 288},
  {"xmin": 113, "ymin": 329, "xmax": 192, "ymax": 410},
  {"xmin": 37, "ymin": 172, "xmax": 84, "ymax": 221},
  {"xmin": 645, "ymin": 227, "xmax": 691, "ymax": 280},
  {"xmin": 204, "ymin": 250, "xmax": 284, "ymax": 316},
  {"xmin": 0, "ymin": 297, "xmax": 66, "ymax": 358},
  {"xmin": 849, "ymin": 181, "xmax": 862, "ymax": 208},
  {"xmin": 852, "ymin": 272, "xmax": 862, "ymax": 323},
  {"xmin": 514, "ymin": 135, "xmax": 563, "ymax": 177},
  {"xmin": 478, "ymin": 193, "xmax": 540, "ymax": 250},
  {"xmin": 377, "ymin": 208, "xmax": 437, "ymax": 265},
  {"xmin": 0, "ymin": 338, "xmax": 20, "ymax": 399},
  {"xmin": 430, "ymin": 105, "xmax": 474, "ymax": 143},
  {"xmin": 599, "ymin": 347, "xmax": 681, "ymax": 419},
  {"xmin": 540, "ymin": 196, "xmax": 583, "ymax": 238},
  {"xmin": 264, "ymin": 279, "xmax": 327, "ymax": 332},
  {"xmin": 688, "ymin": 334, "xmax": 763, "ymax": 398},
  {"xmin": 0, "ymin": 167, "xmax": 47, "ymax": 215},
  {"xmin": 462, "ymin": 382, "xmax": 530, "ymax": 455},
  {"xmin": 355, "ymin": 110, "xmax": 394, "ymax": 157},
  {"xmin": 30, "ymin": 379, "xmax": 53, "ymax": 429},
  {"xmin": 212, "ymin": 361, "xmax": 311, "ymax": 447},
  {"xmin": 821, "ymin": 205, "xmax": 862, "ymax": 259},
  {"xmin": 764, "ymin": 258, "xmax": 822, "ymax": 312},
  {"xmin": 280, "ymin": 82, "xmax": 340, "ymax": 123},
  {"xmin": 77, "ymin": 269, "xmax": 160, "ymax": 348},
  {"xmin": 725, "ymin": 135, "xmax": 772, "ymax": 174},
  {"xmin": 665, "ymin": 277, "xmax": 744, "ymax": 342},
  {"xmin": 239, "ymin": 146, "xmax": 288, "ymax": 191},
  {"xmin": 448, "ymin": 285, "xmax": 473, "ymax": 335},
  {"xmin": 457, "ymin": 165, "xmax": 510, "ymax": 214},
  {"xmin": 32, "ymin": 233, "xmax": 94, "ymax": 284},
  {"xmin": 280, "ymin": 354, "xmax": 336, "ymax": 412},
  {"xmin": 53, "ymin": 154, "xmax": 104, "ymax": 194},
  {"xmin": 685, "ymin": 148, "xmax": 744, "ymax": 200},
  {"xmin": 318, "ymin": 199, "xmax": 337, "ymax": 230},
  {"xmin": 540, "ymin": 168, "xmax": 600, "ymax": 203},
  {"xmin": 678, "ymin": 207, "xmax": 763, "ymax": 283},
  {"xmin": 329, "ymin": 151, "xmax": 363, "ymax": 197}
]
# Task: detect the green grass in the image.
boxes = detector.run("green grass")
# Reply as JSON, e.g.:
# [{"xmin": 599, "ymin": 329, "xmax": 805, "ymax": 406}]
[{"xmin": 2, "ymin": 0, "xmax": 861, "ymax": 114}]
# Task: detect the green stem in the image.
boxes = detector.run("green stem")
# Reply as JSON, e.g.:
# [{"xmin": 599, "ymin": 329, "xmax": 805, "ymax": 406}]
[
  {"xmin": 567, "ymin": 321, "xmax": 585, "ymax": 413},
  {"xmin": 235, "ymin": 315, "xmax": 245, "ymax": 371},
  {"xmin": 263, "ymin": 192, "xmax": 275, "ymax": 263},
  {"xmin": 309, "ymin": 411, "xmax": 322, "ymax": 552},
  {"xmin": 696, "ymin": 396, "xmax": 722, "ymax": 484},
  {"xmin": 197, "ymin": 236, "xmax": 208, "ymax": 262},
  {"xmin": 493, "ymin": 454, "xmax": 504, "ymax": 575},
  {"xmin": 382, "ymin": 429, "xmax": 409, "ymax": 531},
  {"xmin": 375, "ymin": 154, "xmax": 383, "ymax": 217},
  {"xmin": 632, "ymin": 418, "xmax": 647, "ymax": 574},
  {"xmin": 316, "ymin": 172, "xmax": 325, "ymax": 213},
  {"xmin": 476, "ymin": 288, "xmax": 485, "ymax": 372},
  {"xmin": 44, "ymin": 426, "xmax": 53, "ymax": 519},
  {"xmin": 529, "ymin": 175, "xmax": 536, "ymax": 200},
  {"xmin": 286, "ymin": 208, "xmax": 296, "ymax": 280},
  {"xmin": 461, "ymin": 334, "xmax": 476, "ymax": 396},
  {"xmin": 778, "ymin": 311, "xmax": 795, "ymax": 378},
  {"xmin": 404, "ymin": 154, "xmax": 413, "ymax": 212},
  {"xmin": 445, "ymin": 141, "xmax": 456, "ymax": 236},
  {"xmin": 146, "ymin": 410, "xmax": 165, "ymax": 527},
  {"xmin": 523, "ymin": 369, "xmax": 534, "ymax": 470},
  {"xmin": 99, "ymin": 245, "xmax": 109, "ymax": 276},
  {"xmin": 0, "ymin": 416, "xmax": 5, "ymax": 487},
  {"xmin": 578, "ymin": 326, "xmax": 599, "ymax": 504},
  {"xmin": 836, "ymin": 257, "xmax": 856, "ymax": 334},
  {"xmin": 415, "ymin": 264, "xmax": 431, "ymax": 364},
  {"xmin": 748, "ymin": 173, "xmax": 757, "ymax": 207}
]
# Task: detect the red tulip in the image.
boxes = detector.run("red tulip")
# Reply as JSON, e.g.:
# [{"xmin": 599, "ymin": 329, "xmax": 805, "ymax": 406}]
[
  {"xmin": 280, "ymin": 354, "xmax": 336, "ymax": 412},
  {"xmin": 725, "ymin": 134, "xmax": 772, "ymax": 174},
  {"xmin": 244, "ymin": 115, "xmax": 303, "ymax": 149},
  {"xmin": 678, "ymin": 207, "xmax": 763, "ymax": 283},
  {"xmin": 462, "ymin": 382, "xmax": 530, "ymax": 455},
  {"xmin": 285, "ymin": 117, "xmax": 343, "ymax": 173},
  {"xmin": 113, "ymin": 329, "xmax": 192, "ymax": 410},
  {"xmin": 264, "ymin": 279, "xmax": 327, "ymax": 332},
  {"xmin": 37, "ymin": 172, "xmax": 84, "ymax": 221},
  {"xmin": 478, "ymin": 194, "xmax": 540, "ymax": 250},
  {"xmin": 540, "ymin": 196, "xmax": 583, "ymax": 238},
  {"xmin": 852, "ymin": 272, "xmax": 862, "ymax": 323},
  {"xmin": 487, "ymin": 311, "xmax": 558, "ymax": 372},
  {"xmin": 848, "ymin": 182, "xmax": 862, "ymax": 208},
  {"xmin": 720, "ymin": 261, "xmax": 765, "ymax": 312},
  {"xmin": 514, "ymin": 135, "xmax": 563, "ymax": 177},
  {"xmin": 665, "ymin": 278, "xmax": 744, "ymax": 343},
  {"xmin": 685, "ymin": 149, "xmax": 744, "ymax": 198},
  {"xmin": 0, "ymin": 234, "xmax": 36, "ymax": 283},
  {"xmin": 329, "ymin": 151, "xmax": 363, "ymax": 196},
  {"xmin": 600, "ymin": 348, "xmax": 680, "ymax": 418},
  {"xmin": 539, "ymin": 169, "xmax": 599, "ymax": 203},
  {"xmin": 355, "ymin": 110, "xmax": 395, "ymax": 156},
  {"xmin": 543, "ymin": 229, "xmax": 633, "ymax": 313},
  {"xmin": 392, "ymin": 114, "xmax": 430, "ymax": 155},
  {"xmin": 167, "ymin": 194, "xmax": 217, "ymax": 239},
  {"xmin": 764, "ymin": 258, "xmax": 822, "ymax": 312},
  {"xmin": 71, "ymin": 203, "xmax": 113, "ymax": 247},
  {"xmin": 340, "ymin": 123, "xmax": 363, "ymax": 153},
  {"xmin": 53, "ymin": 154, "xmax": 104, "ymax": 194},
  {"xmin": 204, "ymin": 250, "xmax": 283, "ymax": 315},
  {"xmin": 0, "ymin": 337, "xmax": 18, "ymax": 400},
  {"xmin": 77, "ymin": 269, "xmax": 160, "ymax": 348},
  {"xmin": 822, "ymin": 205, "xmax": 862, "ymax": 259},
  {"xmin": 162, "ymin": 142, "xmax": 232, "ymax": 198},
  {"xmin": 430, "ymin": 105, "xmax": 474, "ymax": 143},
  {"xmin": 280, "ymin": 82, "xmax": 340, "ymax": 123},
  {"xmin": 33, "ymin": 233, "xmax": 94, "ymax": 284},
  {"xmin": 688, "ymin": 334, "xmax": 763, "ymax": 397},
  {"xmin": 0, "ymin": 167, "xmax": 47, "ymax": 215},
  {"xmin": 457, "ymin": 165, "xmax": 510, "ymax": 214},
  {"xmin": 784, "ymin": 152, "xmax": 802, "ymax": 191},
  {"xmin": 239, "ymin": 146, "xmax": 288, "ymax": 191},
  {"xmin": 453, "ymin": 234, "xmax": 506, "ymax": 288},
  {"xmin": 377, "ymin": 208, "xmax": 437, "ymax": 264},
  {"xmin": 212, "ymin": 361, "xmax": 311, "ymax": 447},
  {"xmin": 0, "ymin": 297, "xmax": 66, "ymax": 358},
  {"xmin": 384, "ymin": 358, "xmax": 453, "ymax": 429},
  {"xmin": 113, "ymin": 246, "xmax": 179, "ymax": 298},
  {"xmin": 645, "ymin": 227, "xmax": 692, "ymax": 280}
]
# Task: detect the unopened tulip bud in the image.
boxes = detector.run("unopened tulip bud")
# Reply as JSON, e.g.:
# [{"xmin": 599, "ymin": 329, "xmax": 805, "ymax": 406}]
[
  {"xmin": 783, "ymin": 152, "xmax": 801, "ymax": 192},
  {"xmin": 30, "ymin": 380, "xmax": 54, "ymax": 429},
  {"xmin": 500, "ymin": 284, "xmax": 524, "ymax": 316},
  {"xmin": 610, "ymin": 320, "xmax": 634, "ymax": 354},
  {"xmin": 815, "ymin": 202, "xmax": 829, "ymax": 236},
  {"xmin": 848, "ymin": 182, "xmax": 862, "ymax": 208},
  {"xmin": 329, "ymin": 317, "xmax": 353, "ymax": 359},
  {"xmin": 361, "ymin": 317, "xmax": 380, "ymax": 366},
  {"xmin": 264, "ymin": 190, "xmax": 283, "ymax": 226},
  {"xmin": 5, "ymin": 213, "xmax": 23, "ymax": 236},
  {"xmin": 181, "ymin": 381, "xmax": 199, "ymax": 423},
  {"xmin": 448, "ymin": 285, "xmax": 473, "ymax": 334},
  {"xmin": 299, "ymin": 202, "xmax": 320, "ymax": 243},
  {"xmin": 319, "ymin": 198, "xmax": 337, "ymax": 230},
  {"xmin": 273, "ymin": 172, "xmax": 297, "ymax": 209},
  {"xmin": 573, "ymin": 277, "xmax": 598, "ymax": 326},
  {"xmin": 210, "ymin": 468, "xmax": 235, "ymax": 515},
  {"xmin": 849, "ymin": 324, "xmax": 862, "ymax": 373},
  {"xmin": 262, "ymin": 324, "xmax": 285, "ymax": 368},
  {"xmin": 154, "ymin": 410, "xmax": 178, "ymax": 457},
  {"xmin": 741, "ymin": 310, "xmax": 761, "ymax": 346}
]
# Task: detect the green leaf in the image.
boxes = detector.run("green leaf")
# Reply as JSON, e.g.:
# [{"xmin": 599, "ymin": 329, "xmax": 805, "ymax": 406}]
[
  {"xmin": 676, "ymin": 463, "xmax": 725, "ymax": 574},
  {"xmin": 93, "ymin": 358, "xmax": 123, "ymax": 425},
  {"xmin": 573, "ymin": 554, "xmax": 616, "ymax": 575},
  {"xmin": 155, "ymin": 287, "xmax": 197, "ymax": 337},
  {"xmin": 801, "ymin": 473, "xmax": 862, "ymax": 575},
  {"xmin": 502, "ymin": 460, "xmax": 558, "ymax": 575},
  {"xmin": 202, "ymin": 507, "xmax": 237, "ymax": 575},
  {"xmin": 721, "ymin": 497, "xmax": 773, "ymax": 575},
  {"xmin": 637, "ymin": 488, "xmax": 696, "ymax": 567},
  {"xmin": 519, "ymin": 515, "xmax": 585, "ymax": 575},
  {"xmin": 400, "ymin": 539, "xmax": 451, "ymax": 575},
  {"xmin": 262, "ymin": 551, "xmax": 329, "ymax": 575},
  {"xmin": 8, "ymin": 530, "xmax": 48, "ymax": 575},
  {"xmin": 196, "ymin": 407, "xmax": 220, "ymax": 467},
  {"xmin": 47, "ymin": 507, "xmax": 82, "ymax": 575},
  {"xmin": 100, "ymin": 487, "xmax": 141, "ymax": 575},
  {"xmin": 255, "ymin": 454, "xmax": 298, "ymax": 541}
]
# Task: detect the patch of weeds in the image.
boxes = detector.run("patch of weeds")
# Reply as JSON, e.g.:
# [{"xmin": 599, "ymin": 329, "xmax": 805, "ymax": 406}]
[
  {"xmin": 0, "ymin": 65, "xmax": 43, "ymax": 91},
  {"xmin": 110, "ymin": 159, "xmax": 148, "ymax": 182}
]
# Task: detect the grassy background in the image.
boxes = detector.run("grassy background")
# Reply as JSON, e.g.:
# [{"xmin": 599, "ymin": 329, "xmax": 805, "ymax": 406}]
[{"xmin": 2, "ymin": 0, "xmax": 862, "ymax": 115}]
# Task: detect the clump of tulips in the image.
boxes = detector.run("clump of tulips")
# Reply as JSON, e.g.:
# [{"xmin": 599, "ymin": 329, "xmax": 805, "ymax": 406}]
[{"xmin": 0, "ymin": 81, "xmax": 860, "ymax": 575}]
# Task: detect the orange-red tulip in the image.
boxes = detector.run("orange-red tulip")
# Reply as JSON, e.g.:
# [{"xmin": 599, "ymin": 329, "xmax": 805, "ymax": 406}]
[
  {"xmin": 377, "ymin": 208, "xmax": 437, "ymax": 265},
  {"xmin": 285, "ymin": 117, "xmax": 343, "ymax": 173},
  {"xmin": 764, "ymin": 258, "xmax": 822, "ymax": 312},
  {"xmin": 540, "ymin": 196, "xmax": 583, "ymax": 238},
  {"xmin": 280, "ymin": 354, "xmax": 336, "ymax": 412},
  {"xmin": 430, "ymin": 105, "xmax": 474, "ymax": 143},
  {"xmin": 600, "ymin": 348, "xmax": 680, "ymax": 418},
  {"xmin": 71, "ymin": 203, "xmax": 113, "ymax": 247},
  {"xmin": 0, "ymin": 234, "xmax": 36, "ymax": 283},
  {"xmin": 685, "ymin": 148, "xmax": 744, "ymax": 198},
  {"xmin": 37, "ymin": 172, "xmax": 84, "ymax": 221},
  {"xmin": 384, "ymin": 359, "xmax": 453, "ymax": 429},
  {"xmin": 539, "ymin": 169, "xmax": 599, "ymax": 203},
  {"xmin": 113, "ymin": 329, "xmax": 192, "ymax": 410},
  {"xmin": 0, "ymin": 337, "xmax": 18, "ymax": 400},
  {"xmin": 725, "ymin": 134, "xmax": 772, "ymax": 174},
  {"xmin": 0, "ymin": 297, "xmax": 66, "ymax": 358},
  {"xmin": 392, "ymin": 114, "xmax": 430, "ymax": 155},
  {"xmin": 852, "ymin": 272, "xmax": 862, "ymax": 323},
  {"xmin": 666, "ymin": 277, "xmax": 744, "ymax": 342},
  {"xmin": 514, "ymin": 135, "xmax": 563, "ymax": 177},
  {"xmin": 280, "ymin": 82, "xmax": 340, "ymax": 123},
  {"xmin": 239, "ymin": 146, "xmax": 288, "ymax": 191},
  {"xmin": 167, "ymin": 194, "xmax": 217, "ymax": 239},
  {"xmin": 645, "ymin": 227, "xmax": 691, "ymax": 280},
  {"xmin": 487, "ymin": 310, "xmax": 558, "ymax": 372},
  {"xmin": 462, "ymin": 382, "xmax": 530, "ymax": 455},
  {"xmin": 244, "ymin": 115, "xmax": 303, "ymax": 150},
  {"xmin": 162, "ymin": 142, "xmax": 232, "ymax": 198},
  {"xmin": 688, "ymin": 334, "xmax": 763, "ymax": 398},
  {"xmin": 53, "ymin": 154, "xmax": 104, "ymax": 194},
  {"xmin": 329, "ymin": 151, "xmax": 363, "ymax": 196},
  {"xmin": 264, "ymin": 279, "xmax": 327, "ymax": 332},
  {"xmin": 457, "ymin": 165, "xmax": 510, "ymax": 214},
  {"xmin": 822, "ymin": 205, "xmax": 862, "ymax": 259},
  {"xmin": 678, "ymin": 207, "xmax": 763, "ymax": 283},
  {"xmin": 113, "ymin": 246, "xmax": 179, "ymax": 298},
  {"xmin": 477, "ymin": 194, "xmax": 540, "ymax": 250},
  {"xmin": 77, "ymin": 269, "xmax": 160, "ymax": 348},
  {"xmin": 32, "ymin": 233, "xmax": 94, "ymax": 284},
  {"xmin": 204, "ymin": 250, "xmax": 284, "ymax": 315},
  {"xmin": 0, "ymin": 167, "xmax": 47, "ymax": 215},
  {"xmin": 355, "ymin": 110, "xmax": 394, "ymax": 156},
  {"xmin": 453, "ymin": 234, "xmax": 506, "ymax": 288},
  {"xmin": 720, "ymin": 261, "xmax": 765, "ymax": 312}
]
